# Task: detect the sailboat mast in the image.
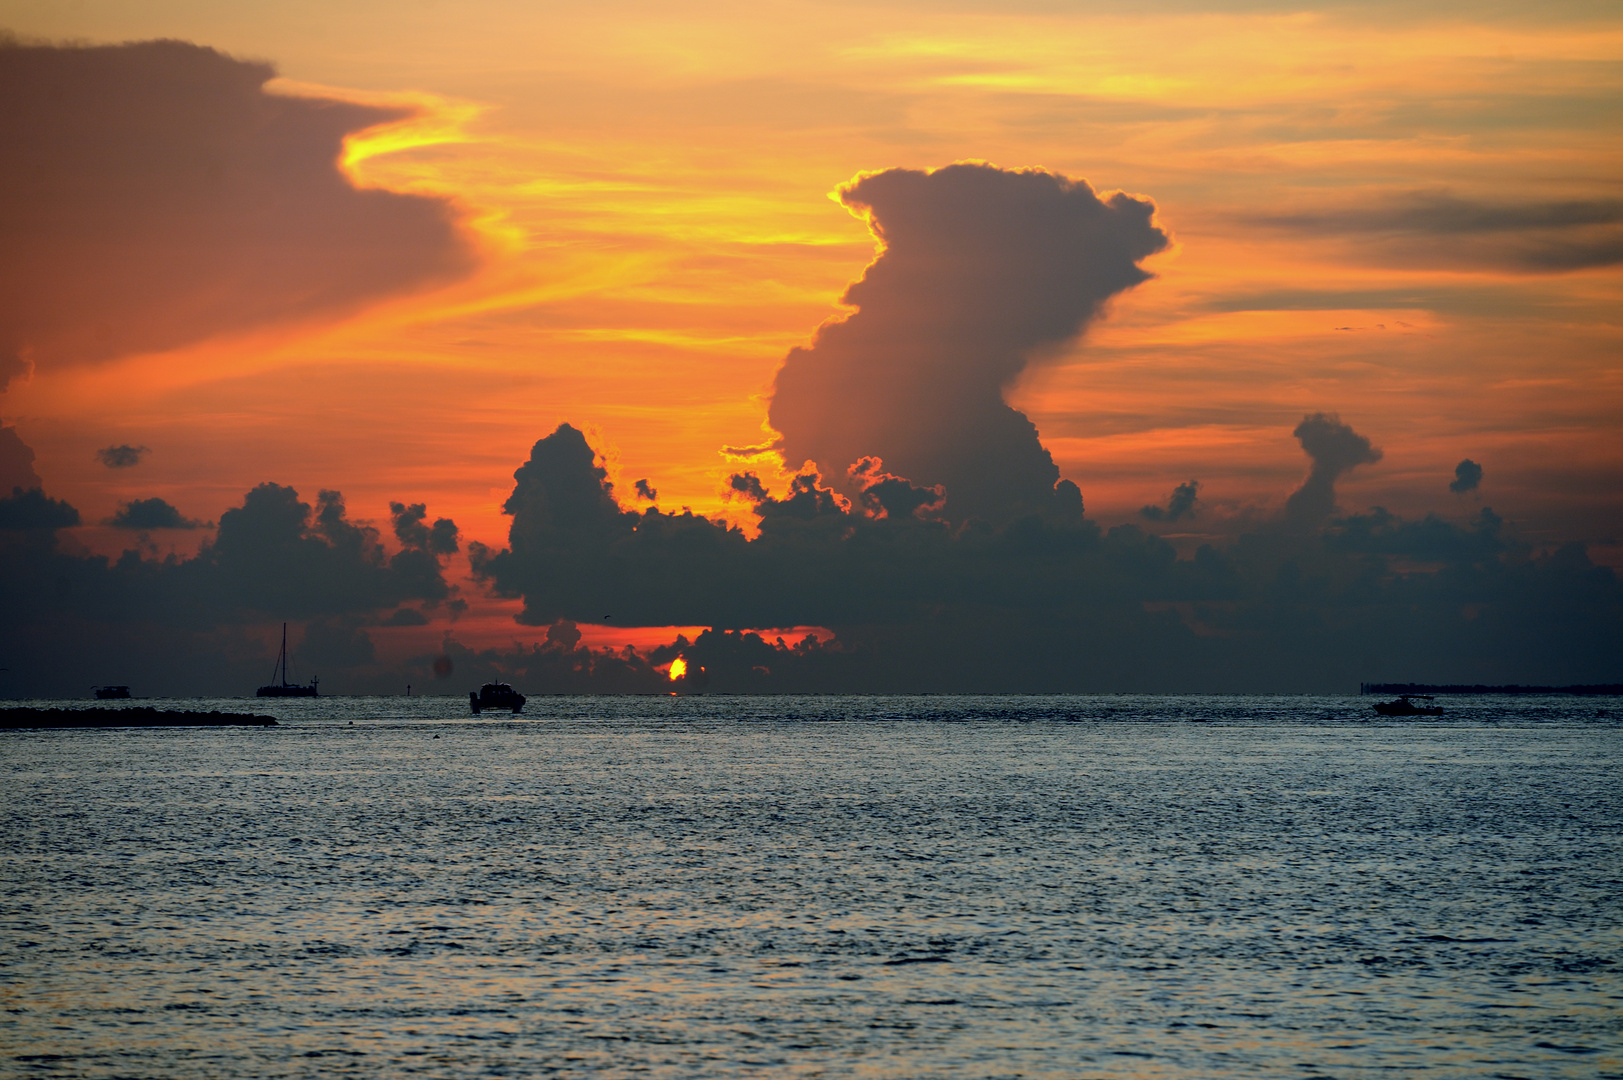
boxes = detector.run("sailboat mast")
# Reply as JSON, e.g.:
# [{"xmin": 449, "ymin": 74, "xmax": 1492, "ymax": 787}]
[{"xmin": 280, "ymin": 622, "xmax": 288, "ymax": 686}]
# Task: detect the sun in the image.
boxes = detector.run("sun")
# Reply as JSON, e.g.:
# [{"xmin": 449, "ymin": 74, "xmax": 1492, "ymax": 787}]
[{"xmin": 668, "ymin": 656, "xmax": 687, "ymax": 681}]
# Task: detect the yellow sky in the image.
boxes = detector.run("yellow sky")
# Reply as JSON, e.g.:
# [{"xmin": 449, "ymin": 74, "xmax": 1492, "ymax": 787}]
[{"xmin": 4, "ymin": 0, "xmax": 1620, "ymax": 626}]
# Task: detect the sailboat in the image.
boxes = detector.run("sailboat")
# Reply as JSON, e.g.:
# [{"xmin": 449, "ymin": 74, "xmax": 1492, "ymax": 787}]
[{"xmin": 256, "ymin": 623, "xmax": 318, "ymax": 698}]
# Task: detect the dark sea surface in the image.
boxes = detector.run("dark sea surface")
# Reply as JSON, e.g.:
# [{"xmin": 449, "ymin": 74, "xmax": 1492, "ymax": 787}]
[{"xmin": 2, "ymin": 695, "xmax": 1619, "ymax": 1079}]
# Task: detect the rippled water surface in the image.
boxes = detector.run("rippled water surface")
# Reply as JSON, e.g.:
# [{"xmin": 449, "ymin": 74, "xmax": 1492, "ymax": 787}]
[{"xmin": 3, "ymin": 695, "xmax": 1620, "ymax": 1078}]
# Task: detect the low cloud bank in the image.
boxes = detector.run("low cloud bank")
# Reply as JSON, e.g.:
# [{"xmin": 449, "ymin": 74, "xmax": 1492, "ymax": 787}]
[
  {"xmin": 1, "ymin": 413, "xmax": 1616, "ymax": 694},
  {"xmin": 457, "ymin": 420, "xmax": 1620, "ymax": 693},
  {"xmin": 0, "ymin": 478, "xmax": 461, "ymax": 695}
]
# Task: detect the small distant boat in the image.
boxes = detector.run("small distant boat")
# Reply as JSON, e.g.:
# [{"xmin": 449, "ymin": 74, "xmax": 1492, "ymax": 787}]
[
  {"xmin": 257, "ymin": 623, "xmax": 318, "ymax": 698},
  {"xmin": 470, "ymin": 682, "xmax": 525, "ymax": 714},
  {"xmin": 94, "ymin": 685, "xmax": 131, "ymax": 700},
  {"xmin": 1372, "ymin": 694, "xmax": 1443, "ymax": 716}
]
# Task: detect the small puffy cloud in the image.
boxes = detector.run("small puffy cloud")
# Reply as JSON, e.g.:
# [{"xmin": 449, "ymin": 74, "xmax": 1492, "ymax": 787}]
[
  {"xmin": 96, "ymin": 444, "xmax": 150, "ymax": 469},
  {"xmin": 390, "ymin": 501, "xmax": 460, "ymax": 554},
  {"xmin": 0, "ymin": 486, "xmax": 79, "ymax": 529},
  {"xmin": 1141, "ymin": 480, "xmax": 1200, "ymax": 522},
  {"xmin": 1450, "ymin": 458, "xmax": 1483, "ymax": 494},
  {"xmin": 0, "ymin": 38, "xmax": 475, "ymax": 388},
  {"xmin": 768, "ymin": 162, "xmax": 1166, "ymax": 524},
  {"xmin": 106, "ymin": 496, "xmax": 200, "ymax": 530},
  {"xmin": 1284, "ymin": 413, "xmax": 1382, "ymax": 526},
  {"xmin": 634, "ymin": 479, "xmax": 658, "ymax": 502}
]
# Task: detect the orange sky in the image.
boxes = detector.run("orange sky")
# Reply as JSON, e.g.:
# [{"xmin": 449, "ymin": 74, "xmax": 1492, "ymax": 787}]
[{"xmin": 3, "ymin": 0, "xmax": 1620, "ymax": 656}]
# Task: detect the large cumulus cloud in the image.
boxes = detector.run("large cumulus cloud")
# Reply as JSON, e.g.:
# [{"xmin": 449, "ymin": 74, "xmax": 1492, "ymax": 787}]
[
  {"xmin": 768, "ymin": 163, "xmax": 1167, "ymax": 524},
  {"xmin": 0, "ymin": 37, "xmax": 474, "ymax": 388}
]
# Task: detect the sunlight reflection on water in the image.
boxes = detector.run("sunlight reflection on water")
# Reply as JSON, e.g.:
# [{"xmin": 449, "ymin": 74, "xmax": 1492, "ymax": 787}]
[{"xmin": 2, "ymin": 696, "xmax": 1620, "ymax": 1078}]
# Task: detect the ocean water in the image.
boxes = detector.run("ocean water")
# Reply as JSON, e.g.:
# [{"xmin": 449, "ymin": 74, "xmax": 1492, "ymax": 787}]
[{"xmin": 1, "ymin": 695, "xmax": 1619, "ymax": 1079}]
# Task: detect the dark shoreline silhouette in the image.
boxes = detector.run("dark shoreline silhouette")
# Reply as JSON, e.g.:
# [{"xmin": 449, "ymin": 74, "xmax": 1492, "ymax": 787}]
[
  {"xmin": 1, "ymin": 707, "xmax": 278, "ymax": 729},
  {"xmin": 1361, "ymin": 683, "xmax": 1623, "ymax": 696}
]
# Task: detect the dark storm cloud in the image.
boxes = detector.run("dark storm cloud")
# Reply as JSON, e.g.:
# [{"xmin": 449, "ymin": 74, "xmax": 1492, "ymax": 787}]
[
  {"xmin": 1243, "ymin": 191, "xmax": 1623, "ymax": 272},
  {"xmin": 96, "ymin": 445, "xmax": 150, "ymax": 469},
  {"xmin": 768, "ymin": 162, "xmax": 1167, "ymax": 524},
  {"xmin": 0, "ymin": 37, "xmax": 475, "ymax": 388},
  {"xmin": 105, "ymin": 496, "xmax": 201, "ymax": 530},
  {"xmin": 1284, "ymin": 413, "xmax": 1382, "ymax": 526},
  {"xmin": 468, "ymin": 422, "xmax": 1620, "ymax": 693},
  {"xmin": 0, "ymin": 423, "xmax": 41, "ymax": 491},
  {"xmin": 1451, "ymin": 458, "xmax": 1483, "ymax": 494},
  {"xmin": 1140, "ymin": 480, "xmax": 1200, "ymax": 522},
  {"xmin": 0, "ymin": 486, "xmax": 79, "ymax": 529}
]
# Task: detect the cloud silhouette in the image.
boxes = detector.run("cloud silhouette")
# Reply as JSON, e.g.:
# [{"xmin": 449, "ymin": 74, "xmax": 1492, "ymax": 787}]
[
  {"xmin": 106, "ymin": 496, "xmax": 200, "ymax": 530},
  {"xmin": 0, "ymin": 486, "xmax": 79, "ymax": 530},
  {"xmin": 1141, "ymin": 480, "xmax": 1200, "ymax": 522},
  {"xmin": 390, "ymin": 501, "xmax": 460, "ymax": 554},
  {"xmin": 1450, "ymin": 458, "xmax": 1483, "ymax": 494},
  {"xmin": 96, "ymin": 445, "xmax": 150, "ymax": 469},
  {"xmin": 768, "ymin": 163, "xmax": 1167, "ymax": 524},
  {"xmin": 1284, "ymin": 413, "xmax": 1383, "ymax": 526},
  {"xmin": 461, "ymin": 420, "xmax": 1619, "ymax": 694},
  {"xmin": 0, "ymin": 415, "xmax": 1616, "ymax": 695},
  {"xmin": 0, "ymin": 38, "xmax": 475, "ymax": 387},
  {"xmin": 0, "ymin": 423, "xmax": 40, "ymax": 491}
]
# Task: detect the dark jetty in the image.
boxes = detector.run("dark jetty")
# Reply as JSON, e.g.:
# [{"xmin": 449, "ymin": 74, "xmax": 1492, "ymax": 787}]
[
  {"xmin": 1, "ymin": 707, "xmax": 278, "ymax": 729},
  {"xmin": 1362, "ymin": 682, "xmax": 1623, "ymax": 696}
]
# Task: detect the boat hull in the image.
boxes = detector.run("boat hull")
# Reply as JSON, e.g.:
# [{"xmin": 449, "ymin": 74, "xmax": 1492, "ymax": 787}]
[
  {"xmin": 257, "ymin": 684, "xmax": 318, "ymax": 698},
  {"xmin": 470, "ymin": 686, "xmax": 525, "ymax": 714},
  {"xmin": 1372, "ymin": 701, "xmax": 1443, "ymax": 716}
]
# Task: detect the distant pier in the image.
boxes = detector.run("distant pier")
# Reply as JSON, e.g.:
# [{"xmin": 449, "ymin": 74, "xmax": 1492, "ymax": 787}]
[
  {"xmin": 1, "ymin": 707, "xmax": 279, "ymax": 728},
  {"xmin": 1360, "ymin": 683, "xmax": 1623, "ymax": 696}
]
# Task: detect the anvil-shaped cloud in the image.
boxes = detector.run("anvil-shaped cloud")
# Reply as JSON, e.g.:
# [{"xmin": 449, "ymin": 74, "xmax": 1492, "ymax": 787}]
[
  {"xmin": 769, "ymin": 163, "xmax": 1167, "ymax": 525},
  {"xmin": 0, "ymin": 38, "xmax": 474, "ymax": 387}
]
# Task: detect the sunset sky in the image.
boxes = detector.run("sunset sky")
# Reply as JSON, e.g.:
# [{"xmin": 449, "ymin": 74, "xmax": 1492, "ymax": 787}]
[{"xmin": 1, "ymin": 0, "xmax": 1619, "ymax": 694}]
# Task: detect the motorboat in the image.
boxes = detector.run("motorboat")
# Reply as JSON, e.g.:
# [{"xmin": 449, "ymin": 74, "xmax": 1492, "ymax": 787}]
[
  {"xmin": 94, "ymin": 685, "xmax": 131, "ymax": 700},
  {"xmin": 470, "ymin": 682, "xmax": 526, "ymax": 714},
  {"xmin": 1372, "ymin": 694, "xmax": 1443, "ymax": 716}
]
